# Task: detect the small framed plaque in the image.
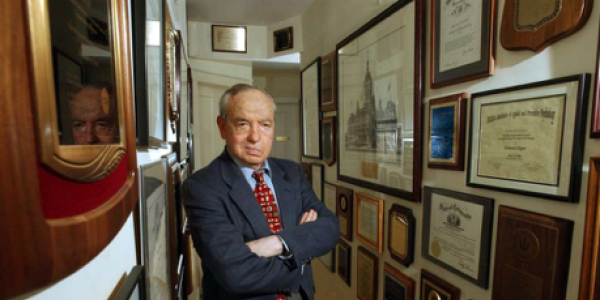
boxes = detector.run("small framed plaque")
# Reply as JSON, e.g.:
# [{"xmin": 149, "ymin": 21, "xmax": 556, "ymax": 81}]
[
  {"xmin": 322, "ymin": 116, "xmax": 336, "ymax": 166},
  {"xmin": 211, "ymin": 25, "xmax": 247, "ymax": 53},
  {"xmin": 427, "ymin": 93, "xmax": 467, "ymax": 170},
  {"xmin": 311, "ymin": 163, "xmax": 324, "ymax": 201},
  {"xmin": 321, "ymin": 50, "xmax": 336, "ymax": 112},
  {"xmin": 336, "ymin": 186, "xmax": 354, "ymax": 241},
  {"xmin": 356, "ymin": 193, "xmax": 384, "ymax": 253},
  {"xmin": 421, "ymin": 269, "xmax": 460, "ymax": 300},
  {"xmin": 388, "ymin": 204, "xmax": 415, "ymax": 267},
  {"xmin": 357, "ymin": 246, "xmax": 379, "ymax": 300},
  {"xmin": 337, "ymin": 239, "xmax": 352, "ymax": 286},
  {"xmin": 492, "ymin": 206, "xmax": 573, "ymax": 300},
  {"xmin": 422, "ymin": 187, "xmax": 494, "ymax": 288},
  {"xmin": 273, "ymin": 26, "xmax": 293, "ymax": 52},
  {"xmin": 384, "ymin": 263, "xmax": 415, "ymax": 300}
]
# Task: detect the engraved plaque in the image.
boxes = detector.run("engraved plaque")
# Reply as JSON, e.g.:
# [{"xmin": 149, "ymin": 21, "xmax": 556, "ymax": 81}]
[{"xmin": 337, "ymin": 186, "xmax": 354, "ymax": 241}]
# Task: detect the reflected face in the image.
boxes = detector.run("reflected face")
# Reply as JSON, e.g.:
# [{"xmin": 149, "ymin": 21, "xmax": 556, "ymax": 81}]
[
  {"xmin": 70, "ymin": 87, "xmax": 118, "ymax": 145},
  {"xmin": 217, "ymin": 89, "xmax": 275, "ymax": 170}
]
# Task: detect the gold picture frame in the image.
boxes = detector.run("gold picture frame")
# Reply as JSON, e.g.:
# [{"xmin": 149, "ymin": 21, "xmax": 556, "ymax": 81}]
[{"xmin": 356, "ymin": 192, "xmax": 384, "ymax": 253}]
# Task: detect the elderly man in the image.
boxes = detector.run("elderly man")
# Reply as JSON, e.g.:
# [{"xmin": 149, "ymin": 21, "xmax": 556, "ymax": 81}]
[
  {"xmin": 69, "ymin": 85, "xmax": 118, "ymax": 145},
  {"xmin": 184, "ymin": 84, "xmax": 339, "ymax": 300}
]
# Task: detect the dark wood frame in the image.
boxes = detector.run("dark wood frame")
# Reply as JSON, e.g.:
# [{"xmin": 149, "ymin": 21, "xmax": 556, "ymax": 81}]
[
  {"xmin": 322, "ymin": 116, "xmax": 336, "ymax": 166},
  {"xmin": 310, "ymin": 163, "xmax": 324, "ymax": 201},
  {"xmin": 427, "ymin": 93, "xmax": 467, "ymax": 170},
  {"xmin": 579, "ymin": 157, "xmax": 600, "ymax": 300},
  {"xmin": 591, "ymin": 22, "xmax": 600, "ymax": 138},
  {"xmin": 165, "ymin": 153, "xmax": 181, "ymax": 298},
  {"xmin": 336, "ymin": 0, "xmax": 425, "ymax": 202},
  {"xmin": 357, "ymin": 246, "xmax": 379, "ymax": 300},
  {"xmin": 388, "ymin": 204, "xmax": 415, "ymax": 267},
  {"xmin": 337, "ymin": 239, "xmax": 352, "ymax": 286},
  {"xmin": 430, "ymin": 0, "xmax": 495, "ymax": 88},
  {"xmin": 113, "ymin": 266, "xmax": 145, "ymax": 300},
  {"xmin": 384, "ymin": 263, "xmax": 415, "ymax": 300},
  {"xmin": 273, "ymin": 26, "xmax": 293, "ymax": 52},
  {"xmin": 467, "ymin": 74, "xmax": 590, "ymax": 202},
  {"xmin": 422, "ymin": 186, "xmax": 494, "ymax": 288},
  {"xmin": 356, "ymin": 192, "xmax": 384, "ymax": 253},
  {"xmin": 337, "ymin": 186, "xmax": 354, "ymax": 241},
  {"xmin": 301, "ymin": 162, "xmax": 312, "ymax": 183},
  {"xmin": 420, "ymin": 269, "xmax": 460, "ymax": 300},
  {"xmin": 211, "ymin": 25, "xmax": 247, "ymax": 53},
  {"xmin": 321, "ymin": 50, "xmax": 337, "ymax": 112},
  {"xmin": 301, "ymin": 57, "xmax": 322, "ymax": 159}
]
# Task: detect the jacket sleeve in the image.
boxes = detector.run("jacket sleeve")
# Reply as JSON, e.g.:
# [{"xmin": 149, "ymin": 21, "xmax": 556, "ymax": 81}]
[{"xmin": 183, "ymin": 180, "xmax": 302, "ymax": 295}]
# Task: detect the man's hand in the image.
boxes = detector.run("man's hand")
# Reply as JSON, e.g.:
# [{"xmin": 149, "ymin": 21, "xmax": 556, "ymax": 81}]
[
  {"xmin": 299, "ymin": 209, "xmax": 318, "ymax": 225},
  {"xmin": 245, "ymin": 235, "xmax": 283, "ymax": 258}
]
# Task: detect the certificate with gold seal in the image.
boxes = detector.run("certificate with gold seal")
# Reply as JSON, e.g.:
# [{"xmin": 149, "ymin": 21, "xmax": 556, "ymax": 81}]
[{"xmin": 388, "ymin": 204, "xmax": 415, "ymax": 266}]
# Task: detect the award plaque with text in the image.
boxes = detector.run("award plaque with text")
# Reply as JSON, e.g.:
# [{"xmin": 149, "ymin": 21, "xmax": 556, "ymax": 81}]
[
  {"xmin": 388, "ymin": 204, "xmax": 415, "ymax": 266},
  {"xmin": 492, "ymin": 206, "xmax": 573, "ymax": 300},
  {"xmin": 357, "ymin": 246, "xmax": 379, "ymax": 300},
  {"xmin": 421, "ymin": 269, "xmax": 460, "ymax": 300},
  {"xmin": 337, "ymin": 239, "xmax": 352, "ymax": 286},
  {"xmin": 337, "ymin": 186, "xmax": 354, "ymax": 241},
  {"xmin": 356, "ymin": 193, "xmax": 384, "ymax": 253},
  {"xmin": 428, "ymin": 93, "xmax": 468, "ymax": 170},
  {"xmin": 384, "ymin": 263, "xmax": 415, "ymax": 300}
]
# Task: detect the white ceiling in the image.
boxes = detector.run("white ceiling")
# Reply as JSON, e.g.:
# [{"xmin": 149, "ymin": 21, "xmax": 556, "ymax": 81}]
[{"xmin": 186, "ymin": 0, "xmax": 315, "ymax": 26}]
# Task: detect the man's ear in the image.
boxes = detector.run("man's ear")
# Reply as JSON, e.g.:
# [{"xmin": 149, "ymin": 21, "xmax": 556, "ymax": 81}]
[{"xmin": 217, "ymin": 116, "xmax": 226, "ymax": 139}]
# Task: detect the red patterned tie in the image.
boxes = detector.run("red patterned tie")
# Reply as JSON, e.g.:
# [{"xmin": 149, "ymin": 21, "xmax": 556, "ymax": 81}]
[{"xmin": 252, "ymin": 171, "xmax": 285, "ymax": 300}]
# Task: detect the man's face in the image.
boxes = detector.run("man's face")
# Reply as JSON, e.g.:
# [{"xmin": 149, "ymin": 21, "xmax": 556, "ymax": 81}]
[
  {"xmin": 70, "ymin": 87, "xmax": 118, "ymax": 145},
  {"xmin": 217, "ymin": 89, "xmax": 275, "ymax": 170}
]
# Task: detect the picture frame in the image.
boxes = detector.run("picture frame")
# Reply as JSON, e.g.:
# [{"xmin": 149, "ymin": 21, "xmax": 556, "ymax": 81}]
[
  {"xmin": 422, "ymin": 186, "xmax": 494, "ymax": 288},
  {"xmin": 591, "ymin": 21, "xmax": 600, "ymax": 138},
  {"xmin": 420, "ymin": 269, "xmax": 461, "ymax": 300},
  {"xmin": 322, "ymin": 116, "xmax": 336, "ymax": 166},
  {"xmin": 211, "ymin": 25, "xmax": 247, "ymax": 53},
  {"xmin": 302, "ymin": 57, "xmax": 322, "ymax": 159},
  {"xmin": 337, "ymin": 239, "xmax": 352, "ymax": 286},
  {"xmin": 357, "ymin": 246, "xmax": 379, "ymax": 300},
  {"xmin": 165, "ymin": 153, "xmax": 180, "ymax": 297},
  {"xmin": 337, "ymin": 186, "xmax": 354, "ymax": 241},
  {"xmin": 321, "ymin": 50, "xmax": 337, "ymax": 112},
  {"xmin": 427, "ymin": 93, "xmax": 467, "ymax": 170},
  {"xmin": 337, "ymin": 0, "xmax": 425, "ymax": 202},
  {"xmin": 579, "ymin": 157, "xmax": 600, "ymax": 300},
  {"xmin": 113, "ymin": 265, "xmax": 145, "ymax": 300},
  {"xmin": 301, "ymin": 162, "xmax": 312, "ymax": 183},
  {"xmin": 388, "ymin": 204, "xmax": 415, "ymax": 267},
  {"xmin": 319, "ymin": 183, "xmax": 338, "ymax": 273},
  {"xmin": 311, "ymin": 163, "xmax": 324, "ymax": 201},
  {"xmin": 467, "ymin": 74, "xmax": 590, "ymax": 202},
  {"xmin": 356, "ymin": 193, "xmax": 384, "ymax": 253},
  {"xmin": 430, "ymin": 0, "xmax": 495, "ymax": 88},
  {"xmin": 273, "ymin": 26, "xmax": 293, "ymax": 52},
  {"xmin": 384, "ymin": 263, "xmax": 415, "ymax": 300}
]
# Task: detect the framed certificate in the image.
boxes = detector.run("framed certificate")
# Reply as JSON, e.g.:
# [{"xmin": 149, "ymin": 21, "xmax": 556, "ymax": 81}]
[
  {"xmin": 430, "ymin": 0, "xmax": 495, "ymax": 88},
  {"xmin": 321, "ymin": 50, "xmax": 337, "ymax": 112},
  {"xmin": 468, "ymin": 74, "xmax": 590, "ymax": 202},
  {"xmin": 302, "ymin": 58, "xmax": 322, "ymax": 158},
  {"xmin": 337, "ymin": 0, "xmax": 425, "ymax": 202},
  {"xmin": 420, "ymin": 269, "xmax": 460, "ymax": 300},
  {"xmin": 211, "ymin": 25, "xmax": 247, "ymax": 53},
  {"xmin": 322, "ymin": 116, "xmax": 336, "ymax": 166},
  {"xmin": 337, "ymin": 186, "xmax": 354, "ymax": 241},
  {"xmin": 337, "ymin": 240, "xmax": 352, "ymax": 286},
  {"xmin": 422, "ymin": 187, "xmax": 494, "ymax": 288},
  {"xmin": 384, "ymin": 263, "xmax": 415, "ymax": 300},
  {"xmin": 311, "ymin": 163, "xmax": 324, "ymax": 201},
  {"xmin": 356, "ymin": 193, "xmax": 384, "ymax": 253},
  {"xmin": 388, "ymin": 204, "xmax": 415, "ymax": 266},
  {"xmin": 357, "ymin": 246, "xmax": 379, "ymax": 300},
  {"xmin": 427, "ymin": 93, "xmax": 467, "ymax": 170}
]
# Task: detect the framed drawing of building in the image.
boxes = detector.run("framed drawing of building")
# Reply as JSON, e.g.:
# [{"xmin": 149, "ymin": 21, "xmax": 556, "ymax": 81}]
[{"xmin": 337, "ymin": 0, "xmax": 425, "ymax": 202}]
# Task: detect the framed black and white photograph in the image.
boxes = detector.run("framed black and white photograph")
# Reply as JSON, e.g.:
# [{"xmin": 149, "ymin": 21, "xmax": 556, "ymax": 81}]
[
  {"xmin": 302, "ymin": 57, "xmax": 322, "ymax": 158},
  {"xmin": 468, "ymin": 74, "xmax": 590, "ymax": 202},
  {"xmin": 337, "ymin": 0, "xmax": 425, "ymax": 202},
  {"xmin": 211, "ymin": 25, "xmax": 247, "ymax": 53},
  {"xmin": 422, "ymin": 186, "xmax": 494, "ymax": 288}
]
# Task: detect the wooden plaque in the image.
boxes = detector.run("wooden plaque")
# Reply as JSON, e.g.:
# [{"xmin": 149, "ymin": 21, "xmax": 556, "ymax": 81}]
[
  {"xmin": 421, "ymin": 269, "xmax": 460, "ymax": 300},
  {"xmin": 388, "ymin": 204, "xmax": 415, "ymax": 266},
  {"xmin": 384, "ymin": 263, "xmax": 415, "ymax": 300},
  {"xmin": 579, "ymin": 157, "xmax": 600, "ymax": 300},
  {"xmin": 337, "ymin": 240, "xmax": 352, "ymax": 286},
  {"xmin": 337, "ymin": 186, "xmax": 354, "ymax": 241},
  {"xmin": 492, "ymin": 206, "xmax": 573, "ymax": 300},
  {"xmin": 357, "ymin": 246, "xmax": 379, "ymax": 300}
]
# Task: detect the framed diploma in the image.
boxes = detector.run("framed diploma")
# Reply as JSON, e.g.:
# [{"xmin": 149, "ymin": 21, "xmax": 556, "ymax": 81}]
[
  {"xmin": 430, "ymin": 0, "xmax": 495, "ymax": 88},
  {"xmin": 420, "ymin": 269, "xmax": 460, "ymax": 300},
  {"xmin": 337, "ymin": 186, "xmax": 354, "ymax": 241},
  {"xmin": 311, "ymin": 163, "xmax": 324, "ymax": 201},
  {"xmin": 579, "ymin": 157, "xmax": 600, "ymax": 300},
  {"xmin": 323, "ymin": 116, "xmax": 336, "ymax": 166},
  {"xmin": 321, "ymin": 50, "xmax": 337, "ymax": 112},
  {"xmin": 337, "ymin": 0, "xmax": 425, "ymax": 202},
  {"xmin": 357, "ymin": 246, "xmax": 379, "ymax": 300},
  {"xmin": 492, "ymin": 206, "xmax": 573, "ymax": 300},
  {"xmin": 337, "ymin": 239, "xmax": 352, "ymax": 286},
  {"xmin": 388, "ymin": 204, "xmax": 415, "ymax": 266},
  {"xmin": 356, "ymin": 193, "xmax": 384, "ymax": 253},
  {"xmin": 427, "ymin": 93, "xmax": 468, "ymax": 170},
  {"xmin": 422, "ymin": 187, "xmax": 494, "ymax": 288},
  {"xmin": 384, "ymin": 263, "xmax": 415, "ymax": 300},
  {"xmin": 302, "ymin": 57, "xmax": 322, "ymax": 158},
  {"xmin": 468, "ymin": 74, "xmax": 590, "ymax": 202},
  {"xmin": 211, "ymin": 25, "xmax": 247, "ymax": 53}
]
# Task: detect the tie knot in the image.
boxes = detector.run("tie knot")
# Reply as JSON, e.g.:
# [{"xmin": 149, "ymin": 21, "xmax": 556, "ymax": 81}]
[{"xmin": 252, "ymin": 171, "xmax": 264, "ymax": 183}]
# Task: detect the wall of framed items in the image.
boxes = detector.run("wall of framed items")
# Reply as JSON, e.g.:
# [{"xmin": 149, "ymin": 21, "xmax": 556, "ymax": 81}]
[{"xmin": 300, "ymin": 0, "xmax": 600, "ymax": 299}]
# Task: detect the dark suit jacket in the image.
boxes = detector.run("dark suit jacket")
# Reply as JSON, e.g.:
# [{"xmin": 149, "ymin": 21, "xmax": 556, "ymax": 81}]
[{"xmin": 183, "ymin": 151, "xmax": 340, "ymax": 300}]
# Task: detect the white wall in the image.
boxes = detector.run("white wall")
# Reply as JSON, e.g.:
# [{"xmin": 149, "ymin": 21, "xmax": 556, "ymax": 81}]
[{"xmin": 301, "ymin": 0, "xmax": 600, "ymax": 300}]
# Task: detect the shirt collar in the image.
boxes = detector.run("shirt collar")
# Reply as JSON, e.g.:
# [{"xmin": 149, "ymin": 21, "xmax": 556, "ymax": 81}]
[{"xmin": 227, "ymin": 148, "xmax": 271, "ymax": 176}]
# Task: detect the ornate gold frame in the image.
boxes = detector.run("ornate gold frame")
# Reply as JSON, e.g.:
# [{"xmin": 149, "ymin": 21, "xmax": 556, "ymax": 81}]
[{"xmin": 27, "ymin": 0, "xmax": 126, "ymax": 182}]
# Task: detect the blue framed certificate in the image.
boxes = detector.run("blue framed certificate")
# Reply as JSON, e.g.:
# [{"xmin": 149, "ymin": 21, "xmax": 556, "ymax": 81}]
[{"xmin": 427, "ymin": 93, "xmax": 467, "ymax": 170}]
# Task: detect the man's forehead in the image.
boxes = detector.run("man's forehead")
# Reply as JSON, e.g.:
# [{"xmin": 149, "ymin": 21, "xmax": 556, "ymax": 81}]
[{"xmin": 228, "ymin": 90, "xmax": 274, "ymax": 115}]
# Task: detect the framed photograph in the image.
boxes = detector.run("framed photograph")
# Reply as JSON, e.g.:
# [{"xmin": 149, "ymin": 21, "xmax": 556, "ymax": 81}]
[
  {"xmin": 273, "ymin": 26, "xmax": 293, "ymax": 52},
  {"xmin": 337, "ymin": 239, "xmax": 352, "ymax": 286},
  {"xmin": 579, "ymin": 157, "xmax": 600, "ymax": 300},
  {"xmin": 420, "ymin": 269, "xmax": 460, "ymax": 300},
  {"xmin": 427, "ymin": 93, "xmax": 467, "ymax": 170},
  {"xmin": 311, "ymin": 163, "xmax": 324, "ymax": 201},
  {"xmin": 302, "ymin": 57, "xmax": 322, "ymax": 158},
  {"xmin": 430, "ymin": 0, "xmax": 495, "ymax": 88},
  {"xmin": 140, "ymin": 159, "xmax": 172, "ymax": 300},
  {"xmin": 357, "ymin": 246, "xmax": 379, "ymax": 300},
  {"xmin": 356, "ymin": 193, "xmax": 384, "ymax": 253},
  {"xmin": 337, "ymin": 0, "xmax": 425, "ymax": 202},
  {"xmin": 211, "ymin": 25, "xmax": 247, "ymax": 53},
  {"xmin": 388, "ymin": 204, "xmax": 415, "ymax": 267},
  {"xmin": 323, "ymin": 116, "xmax": 337, "ymax": 166},
  {"xmin": 337, "ymin": 186, "xmax": 354, "ymax": 241},
  {"xmin": 113, "ymin": 266, "xmax": 145, "ymax": 300},
  {"xmin": 422, "ymin": 187, "xmax": 494, "ymax": 288},
  {"xmin": 468, "ymin": 74, "xmax": 590, "ymax": 202},
  {"xmin": 384, "ymin": 263, "xmax": 415, "ymax": 300},
  {"xmin": 591, "ymin": 22, "xmax": 600, "ymax": 138},
  {"xmin": 321, "ymin": 50, "xmax": 337, "ymax": 112},
  {"xmin": 165, "ymin": 153, "xmax": 180, "ymax": 297}
]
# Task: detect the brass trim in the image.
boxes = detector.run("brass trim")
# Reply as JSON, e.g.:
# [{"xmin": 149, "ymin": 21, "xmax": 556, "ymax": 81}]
[{"xmin": 276, "ymin": 136, "xmax": 289, "ymax": 142}]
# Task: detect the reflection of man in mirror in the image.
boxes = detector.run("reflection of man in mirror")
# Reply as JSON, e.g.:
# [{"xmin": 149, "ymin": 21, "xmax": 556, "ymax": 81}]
[{"xmin": 69, "ymin": 85, "xmax": 118, "ymax": 145}]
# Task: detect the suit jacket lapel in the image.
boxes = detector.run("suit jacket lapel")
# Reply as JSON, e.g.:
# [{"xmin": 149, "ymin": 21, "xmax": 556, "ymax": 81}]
[{"xmin": 269, "ymin": 158, "xmax": 296, "ymax": 231}]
